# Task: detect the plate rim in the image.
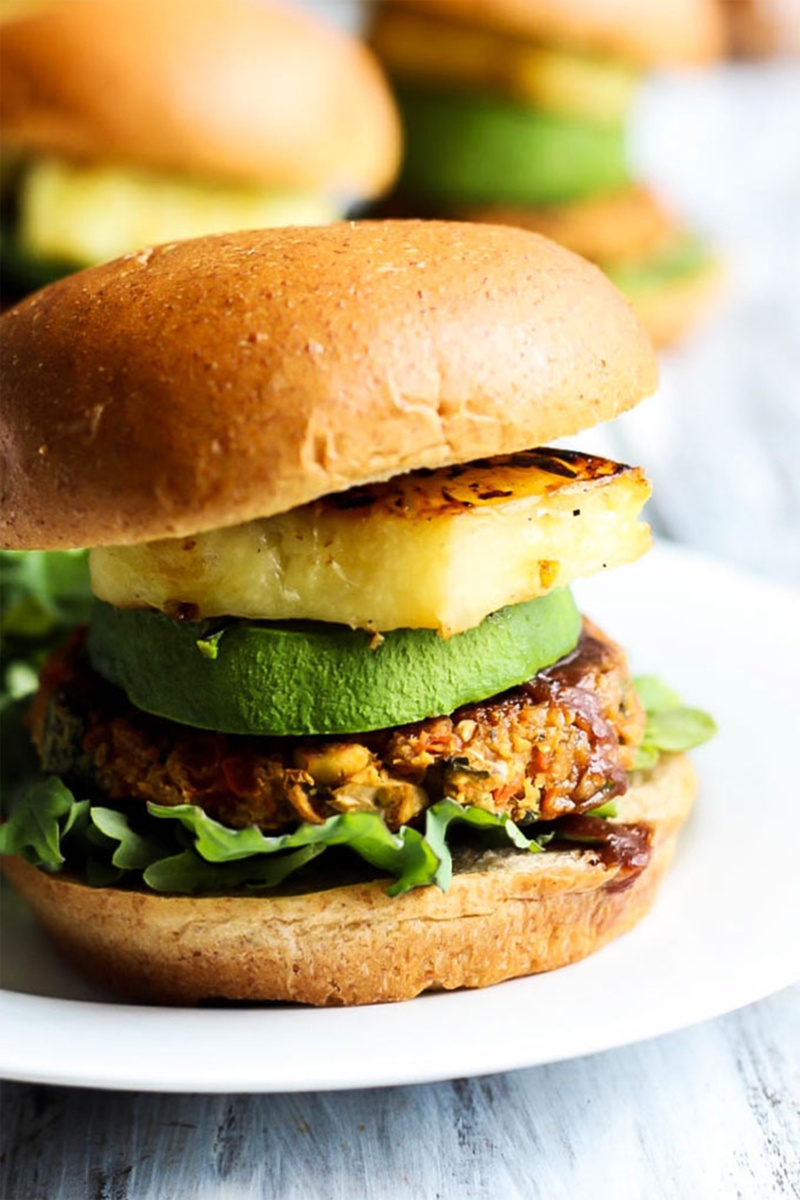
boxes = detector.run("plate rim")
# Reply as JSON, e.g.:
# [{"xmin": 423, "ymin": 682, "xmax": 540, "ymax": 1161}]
[{"xmin": 2, "ymin": 542, "xmax": 799, "ymax": 1092}]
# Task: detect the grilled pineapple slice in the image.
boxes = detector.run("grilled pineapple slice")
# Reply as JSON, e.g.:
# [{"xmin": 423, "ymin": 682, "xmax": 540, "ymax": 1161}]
[
  {"xmin": 91, "ymin": 450, "xmax": 651, "ymax": 635},
  {"xmin": 18, "ymin": 158, "xmax": 339, "ymax": 267},
  {"xmin": 370, "ymin": 8, "xmax": 637, "ymax": 123}
]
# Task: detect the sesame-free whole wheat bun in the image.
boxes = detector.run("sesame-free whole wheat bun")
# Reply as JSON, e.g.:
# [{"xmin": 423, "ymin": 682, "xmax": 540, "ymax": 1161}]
[
  {"xmin": 0, "ymin": 221, "xmax": 658, "ymax": 551},
  {"xmin": 0, "ymin": 0, "xmax": 400, "ymax": 199},
  {"xmin": 384, "ymin": 0, "xmax": 725, "ymax": 65},
  {"xmin": 2, "ymin": 754, "xmax": 694, "ymax": 1005}
]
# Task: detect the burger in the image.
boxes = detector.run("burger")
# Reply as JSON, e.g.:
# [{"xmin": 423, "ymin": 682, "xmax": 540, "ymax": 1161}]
[
  {"xmin": 0, "ymin": 0, "xmax": 400, "ymax": 295},
  {"xmin": 0, "ymin": 221, "xmax": 714, "ymax": 1005},
  {"xmin": 369, "ymin": 0, "xmax": 723, "ymax": 347},
  {"xmin": 722, "ymin": 0, "xmax": 800, "ymax": 57}
]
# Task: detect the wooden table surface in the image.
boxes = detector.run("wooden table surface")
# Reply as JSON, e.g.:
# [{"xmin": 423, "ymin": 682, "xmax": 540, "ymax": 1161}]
[{"xmin": 2, "ymin": 984, "xmax": 798, "ymax": 1199}]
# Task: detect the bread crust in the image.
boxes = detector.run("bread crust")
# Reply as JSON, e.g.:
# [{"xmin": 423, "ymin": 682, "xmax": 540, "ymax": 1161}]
[
  {"xmin": 0, "ymin": 221, "xmax": 657, "ymax": 551},
  {"xmin": 386, "ymin": 0, "xmax": 724, "ymax": 65},
  {"xmin": 2, "ymin": 754, "xmax": 695, "ymax": 1005},
  {"xmin": 0, "ymin": 0, "xmax": 400, "ymax": 196}
]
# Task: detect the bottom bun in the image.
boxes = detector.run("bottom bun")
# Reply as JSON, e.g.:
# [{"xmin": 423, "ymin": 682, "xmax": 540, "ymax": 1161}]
[{"xmin": 3, "ymin": 754, "xmax": 695, "ymax": 1006}]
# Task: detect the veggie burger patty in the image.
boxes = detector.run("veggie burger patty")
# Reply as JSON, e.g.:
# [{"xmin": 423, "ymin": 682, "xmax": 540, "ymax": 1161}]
[{"xmin": 30, "ymin": 619, "xmax": 644, "ymax": 835}]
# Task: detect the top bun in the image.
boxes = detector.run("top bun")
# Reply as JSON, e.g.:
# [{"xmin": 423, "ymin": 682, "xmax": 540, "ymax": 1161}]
[
  {"xmin": 386, "ymin": 0, "xmax": 724, "ymax": 65},
  {"xmin": 0, "ymin": 221, "xmax": 658, "ymax": 551},
  {"xmin": 0, "ymin": 0, "xmax": 400, "ymax": 199}
]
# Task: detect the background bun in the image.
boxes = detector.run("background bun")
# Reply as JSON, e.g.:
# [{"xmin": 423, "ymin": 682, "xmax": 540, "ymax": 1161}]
[
  {"xmin": 457, "ymin": 192, "xmax": 722, "ymax": 348},
  {"xmin": 459, "ymin": 189, "xmax": 679, "ymax": 267},
  {"xmin": 387, "ymin": 0, "xmax": 725, "ymax": 65},
  {"xmin": 1, "ymin": 755, "xmax": 695, "ymax": 1006},
  {"xmin": 0, "ymin": 221, "xmax": 658, "ymax": 550},
  {"xmin": 0, "ymin": 0, "xmax": 400, "ymax": 198}
]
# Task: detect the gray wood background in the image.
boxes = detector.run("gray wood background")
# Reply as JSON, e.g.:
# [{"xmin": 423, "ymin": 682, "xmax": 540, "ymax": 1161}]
[{"xmin": 2, "ymin": 985, "xmax": 798, "ymax": 1199}]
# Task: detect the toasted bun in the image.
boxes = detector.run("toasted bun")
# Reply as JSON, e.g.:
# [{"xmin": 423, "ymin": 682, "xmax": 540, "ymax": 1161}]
[
  {"xmin": 2, "ymin": 754, "xmax": 695, "ymax": 1006},
  {"xmin": 0, "ymin": 0, "xmax": 400, "ymax": 197},
  {"xmin": 0, "ymin": 221, "xmax": 658, "ymax": 551},
  {"xmin": 385, "ymin": 0, "xmax": 724, "ymax": 65}
]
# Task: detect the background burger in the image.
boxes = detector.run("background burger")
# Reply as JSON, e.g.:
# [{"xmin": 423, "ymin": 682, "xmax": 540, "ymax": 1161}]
[
  {"xmin": 0, "ymin": 0, "xmax": 400, "ymax": 295},
  {"xmin": 370, "ymin": 0, "xmax": 724, "ymax": 347},
  {"xmin": 0, "ymin": 221, "xmax": 714, "ymax": 1005}
]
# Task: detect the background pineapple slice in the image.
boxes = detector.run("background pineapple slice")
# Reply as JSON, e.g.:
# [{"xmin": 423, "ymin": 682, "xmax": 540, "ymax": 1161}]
[
  {"xmin": 18, "ymin": 158, "xmax": 338, "ymax": 267},
  {"xmin": 91, "ymin": 450, "xmax": 651, "ymax": 635},
  {"xmin": 370, "ymin": 9, "xmax": 637, "ymax": 123}
]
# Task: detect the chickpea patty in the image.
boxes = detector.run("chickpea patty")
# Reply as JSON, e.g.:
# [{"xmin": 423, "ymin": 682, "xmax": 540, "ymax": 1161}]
[{"xmin": 29, "ymin": 620, "xmax": 644, "ymax": 833}]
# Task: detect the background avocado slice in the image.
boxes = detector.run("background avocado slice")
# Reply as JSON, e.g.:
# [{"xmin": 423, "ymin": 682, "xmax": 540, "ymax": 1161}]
[
  {"xmin": 396, "ymin": 85, "xmax": 629, "ymax": 205},
  {"xmin": 603, "ymin": 236, "xmax": 714, "ymax": 297},
  {"xmin": 87, "ymin": 590, "xmax": 581, "ymax": 737}
]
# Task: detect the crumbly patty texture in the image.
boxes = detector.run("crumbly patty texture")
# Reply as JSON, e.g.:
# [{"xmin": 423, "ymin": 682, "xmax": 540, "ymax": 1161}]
[{"xmin": 30, "ymin": 619, "xmax": 644, "ymax": 833}]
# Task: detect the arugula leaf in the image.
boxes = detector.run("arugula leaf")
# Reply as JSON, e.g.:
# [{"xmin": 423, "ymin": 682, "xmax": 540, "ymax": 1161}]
[
  {"xmin": 59, "ymin": 799, "xmax": 126, "ymax": 887},
  {"xmin": 143, "ymin": 844, "xmax": 326, "ymax": 894},
  {"xmin": 0, "ymin": 549, "xmax": 92, "ymax": 723},
  {"xmin": 2, "ymin": 775, "xmax": 555, "ymax": 898},
  {"xmin": 633, "ymin": 675, "xmax": 683, "ymax": 713},
  {"xmin": 1, "ymin": 549, "xmax": 94, "ymax": 802},
  {"xmin": 644, "ymin": 707, "xmax": 717, "ymax": 751},
  {"xmin": 146, "ymin": 802, "xmax": 442, "ymax": 897},
  {"xmin": 0, "ymin": 549, "xmax": 92, "ymax": 631},
  {"xmin": 90, "ymin": 807, "xmax": 173, "ymax": 872},
  {"xmin": 0, "ymin": 775, "xmax": 76, "ymax": 867},
  {"xmin": 586, "ymin": 798, "xmax": 618, "ymax": 819},
  {"xmin": 632, "ymin": 744, "xmax": 660, "ymax": 772},
  {"xmin": 3, "ymin": 758, "xmax": 649, "ymax": 896},
  {"xmin": 422, "ymin": 799, "xmax": 545, "ymax": 890},
  {"xmin": 633, "ymin": 674, "xmax": 716, "ymax": 769}
]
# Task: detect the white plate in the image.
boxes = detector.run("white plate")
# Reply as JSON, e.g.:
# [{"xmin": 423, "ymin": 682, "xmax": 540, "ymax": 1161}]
[{"xmin": 2, "ymin": 542, "xmax": 799, "ymax": 1093}]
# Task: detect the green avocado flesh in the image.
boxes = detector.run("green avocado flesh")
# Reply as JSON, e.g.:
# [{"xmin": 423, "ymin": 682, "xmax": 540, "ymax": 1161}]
[
  {"xmin": 396, "ymin": 84, "xmax": 629, "ymax": 205},
  {"xmin": 604, "ymin": 237, "xmax": 713, "ymax": 297},
  {"xmin": 87, "ymin": 590, "xmax": 581, "ymax": 737}
]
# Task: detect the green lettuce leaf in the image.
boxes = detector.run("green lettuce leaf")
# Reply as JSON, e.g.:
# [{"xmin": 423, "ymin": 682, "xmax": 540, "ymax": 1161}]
[
  {"xmin": 143, "ymin": 845, "xmax": 327, "ymax": 895},
  {"xmin": 0, "ymin": 549, "xmax": 92, "ymax": 635},
  {"xmin": 0, "ymin": 549, "xmax": 93, "ymax": 720},
  {"xmin": 1, "ymin": 774, "xmax": 558, "ymax": 898},
  {"xmin": 146, "ymin": 800, "xmax": 443, "ymax": 896},
  {"xmin": 633, "ymin": 674, "xmax": 716, "ymax": 770},
  {"xmin": 0, "ymin": 775, "xmax": 75, "ymax": 867},
  {"xmin": 421, "ymin": 798, "xmax": 544, "ymax": 891},
  {"xmin": 585, "ymin": 798, "xmax": 618, "ymax": 819},
  {"xmin": 90, "ymin": 807, "xmax": 173, "ymax": 872},
  {"xmin": 1, "ymin": 549, "xmax": 94, "ymax": 804}
]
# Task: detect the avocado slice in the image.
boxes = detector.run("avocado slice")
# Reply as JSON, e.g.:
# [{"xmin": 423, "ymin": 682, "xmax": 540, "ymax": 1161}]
[
  {"xmin": 396, "ymin": 84, "xmax": 629, "ymax": 206},
  {"xmin": 87, "ymin": 590, "xmax": 581, "ymax": 737}
]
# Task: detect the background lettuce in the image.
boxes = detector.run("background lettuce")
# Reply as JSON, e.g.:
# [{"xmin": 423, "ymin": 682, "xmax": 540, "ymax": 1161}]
[
  {"xmin": 0, "ymin": 550, "xmax": 93, "ymax": 792},
  {"xmin": 0, "ymin": 549, "xmax": 92, "ymax": 709},
  {"xmin": 633, "ymin": 674, "xmax": 717, "ymax": 770}
]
